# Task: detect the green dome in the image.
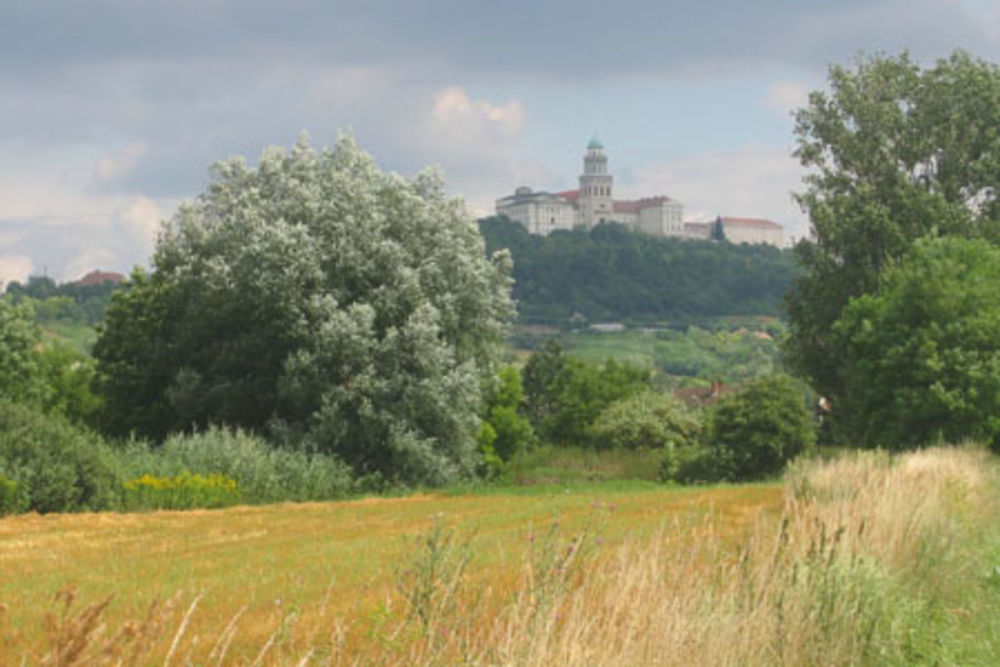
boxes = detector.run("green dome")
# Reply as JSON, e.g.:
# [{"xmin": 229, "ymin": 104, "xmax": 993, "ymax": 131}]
[{"xmin": 587, "ymin": 136, "xmax": 604, "ymax": 150}]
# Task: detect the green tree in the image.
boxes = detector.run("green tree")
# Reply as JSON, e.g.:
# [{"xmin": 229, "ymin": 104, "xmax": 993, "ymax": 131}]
[
  {"xmin": 710, "ymin": 216, "xmax": 726, "ymax": 242},
  {"xmin": 0, "ymin": 299, "xmax": 43, "ymax": 403},
  {"xmin": 785, "ymin": 51, "xmax": 1000, "ymax": 412},
  {"xmin": 707, "ymin": 374, "xmax": 815, "ymax": 481},
  {"xmin": 94, "ymin": 135, "xmax": 514, "ymax": 485},
  {"xmin": 540, "ymin": 356, "xmax": 651, "ymax": 446},
  {"xmin": 521, "ymin": 339, "xmax": 569, "ymax": 426},
  {"xmin": 833, "ymin": 237, "xmax": 1000, "ymax": 450},
  {"xmin": 478, "ymin": 366, "xmax": 535, "ymax": 474}
]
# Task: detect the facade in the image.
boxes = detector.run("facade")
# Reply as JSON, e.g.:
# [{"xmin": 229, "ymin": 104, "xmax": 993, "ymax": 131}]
[
  {"xmin": 496, "ymin": 138, "xmax": 684, "ymax": 236},
  {"xmin": 496, "ymin": 140, "xmax": 782, "ymax": 247},
  {"xmin": 684, "ymin": 217, "xmax": 783, "ymax": 247}
]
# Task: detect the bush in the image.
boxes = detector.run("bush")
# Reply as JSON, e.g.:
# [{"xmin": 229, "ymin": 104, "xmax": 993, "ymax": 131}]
[
  {"xmin": 592, "ymin": 391, "xmax": 701, "ymax": 451},
  {"xmin": 706, "ymin": 374, "xmax": 816, "ymax": 481},
  {"xmin": 659, "ymin": 445, "xmax": 723, "ymax": 484},
  {"xmin": 0, "ymin": 400, "xmax": 119, "ymax": 513},
  {"xmin": 0, "ymin": 471, "xmax": 21, "ymax": 515},
  {"xmin": 122, "ymin": 471, "xmax": 241, "ymax": 510},
  {"xmin": 115, "ymin": 426, "xmax": 354, "ymax": 504}
]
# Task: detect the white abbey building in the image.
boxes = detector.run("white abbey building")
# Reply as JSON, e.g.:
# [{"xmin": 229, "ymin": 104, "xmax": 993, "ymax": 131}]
[{"xmin": 495, "ymin": 139, "xmax": 783, "ymax": 247}]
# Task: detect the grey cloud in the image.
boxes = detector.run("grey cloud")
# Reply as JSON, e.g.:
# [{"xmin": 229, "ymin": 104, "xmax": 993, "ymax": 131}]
[{"xmin": 4, "ymin": 1, "xmax": 996, "ymax": 80}]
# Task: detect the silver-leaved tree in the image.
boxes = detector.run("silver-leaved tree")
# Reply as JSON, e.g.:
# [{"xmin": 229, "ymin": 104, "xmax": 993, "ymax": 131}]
[{"xmin": 95, "ymin": 135, "xmax": 514, "ymax": 484}]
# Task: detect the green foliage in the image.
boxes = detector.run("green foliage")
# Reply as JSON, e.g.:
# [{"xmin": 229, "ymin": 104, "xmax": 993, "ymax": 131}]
[
  {"xmin": 659, "ymin": 445, "xmax": 719, "ymax": 485},
  {"xmin": 6, "ymin": 275, "xmax": 120, "ymax": 330},
  {"xmin": 114, "ymin": 426, "xmax": 354, "ymax": 503},
  {"xmin": 394, "ymin": 516, "xmax": 473, "ymax": 633},
  {"xmin": 523, "ymin": 342, "xmax": 651, "ymax": 446},
  {"xmin": 122, "ymin": 471, "xmax": 241, "ymax": 510},
  {"xmin": 480, "ymin": 366, "xmax": 535, "ymax": 463},
  {"xmin": 706, "ymin": 374, "xmax": 816, "ymax": 481},
  {"xmin": 785, "ymin": 50, "xmax": 1000, "ymax": 408},
  {"xmin": 480, "ymin": 216, "xmax": 799, "ymax": 324},
  {"xmin": 35, "ymin": 344, "xmax": 103, "ymax": 425},
  {"xmin": 522, "ymin": 339, "xmax": 568, "ymax": 426},
  {"xmin": 501, "ymin": 444, "xmax": 666, "ymax": 486},
  {"xmin": 0, "ymin": 298, "xmax": 44, "ymax": 403},
  {"xmin": 591, "ymin": 390, "xmax": 701, "ymax": 451},
  {"xmin": 556, "ymin": 325, "xmax": 781, "ymax": 387},
  {"xmin": 94, "ymin": 136, "xmax": 514, "ymax": 485},
  {"xmin": 832, "ymin": 237, "xmax": 1000, "ymax": 450},
  {"xmin": 0, "ymin": 472, "xmax": 20, "ymax": 515},
  {"xmin": 0, "ymin": 400, "xmax": 119, "ymax": 513}
]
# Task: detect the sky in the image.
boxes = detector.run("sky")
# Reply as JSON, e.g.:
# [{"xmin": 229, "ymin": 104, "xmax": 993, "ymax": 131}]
[{"xmin": 2, "ymin": 0, "xmax": 1000, "ymax": 284}]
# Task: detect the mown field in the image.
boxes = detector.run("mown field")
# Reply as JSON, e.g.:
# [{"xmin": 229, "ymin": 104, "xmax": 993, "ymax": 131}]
[
  {"xmin": 0, "ymin": 482, "xmax": 780, "ymax": 663},
  {"xmin": 3, "ymin": 447, "xmax": 999, "ymax": 665}
]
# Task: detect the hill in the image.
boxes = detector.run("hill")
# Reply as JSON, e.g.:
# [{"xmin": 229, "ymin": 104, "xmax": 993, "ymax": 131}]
[{"xmin": 480, "ymin": 216, "xmax": 800, "ymax": 325}]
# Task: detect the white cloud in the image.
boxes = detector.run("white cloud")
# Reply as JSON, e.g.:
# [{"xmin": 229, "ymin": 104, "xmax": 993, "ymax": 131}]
[
  {"xmin": 621, "ymin": 144, "xmax": 810, "ymax": 244},
  {"xmin": 95, "ymin": 141, "xmax": 147, "ymax": 182},
  {"xmin": 765, "ymin": 82, "xmax": 811, "ymax": 116},
  {"xmin": 120, "ymin": 195, "xmax": 164, "ymax": 245},
  {"xmin": 431, "ymin": 86, "xmax": 524, "ymax": 139},
  {"xmin": 0, "ymin": 255, "xmax": 32, "ymax": 288}
]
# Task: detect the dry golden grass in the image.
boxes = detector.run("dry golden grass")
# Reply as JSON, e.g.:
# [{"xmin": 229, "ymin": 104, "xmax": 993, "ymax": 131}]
[
  {"xmin": 0, "ymin": 483, "xmax": 780, "ymax": 664},
  {"xmin": 2, "ymin": 446, "xmax": 995, "ymax": 665}
]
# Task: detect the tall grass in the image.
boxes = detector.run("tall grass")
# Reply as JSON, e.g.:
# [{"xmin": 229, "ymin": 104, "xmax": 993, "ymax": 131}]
[
  {"xmin": 10, "ymin": 446, "xmax": 999, "ymax": 664},
  {"xmin": 114, "ymin": 426, "xmax": 354, "ymax": 504},
  {"xmin": 459, "ymin": 446, "xmax": 998, "ymax": 665}
]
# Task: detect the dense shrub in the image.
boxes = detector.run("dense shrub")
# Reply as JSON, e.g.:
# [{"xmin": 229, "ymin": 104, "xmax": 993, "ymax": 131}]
[
  {"xmin": 659, "ymin": 445, "xmax": 723, "ymax": 485},
  {"xmin": 706, "ymin": 374, "xmax": 816, "ymax": 481},
  {"xmin": 592, "ymin": 391, "xmax": 701, "ymax": 451},
  {"xmin": 0, "ymin": 400, "xmax": 119, "ymax": 513},
  {"xmin": 115, "ymin": 426, "xmax": 354, "ymax": 503}
]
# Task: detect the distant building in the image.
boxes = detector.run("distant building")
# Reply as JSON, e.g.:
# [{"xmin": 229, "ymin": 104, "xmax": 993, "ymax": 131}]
[
  {"xmin": 72, "ymin": 270, "xmax": 126, "ymax": 286},
  {"xmin": 496, "ymin": 138, "xmax": 683, "ymax": 237},
  {"xmin": 685, "ymin": 216, "xmax": 783, "ymax": 247},
  {"xmin": 496, "ymin": 139, "xmax": 783, "ymax": 247}
]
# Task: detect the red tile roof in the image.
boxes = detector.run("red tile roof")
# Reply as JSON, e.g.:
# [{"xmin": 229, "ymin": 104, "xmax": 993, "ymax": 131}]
[
  {"xmin": 556, "ymin": 189, "xmax": 580, "ymax": 203},
  {"xmin": 73, "ymin": 270, "xmax": 126, "ymax": 286}
]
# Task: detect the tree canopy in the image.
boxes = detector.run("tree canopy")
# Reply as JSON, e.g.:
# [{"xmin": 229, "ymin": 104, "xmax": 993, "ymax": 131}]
[
  {"xmin": 480, "ymin": 216, "xmax": 798, "ymax": 324},
  {"xmin": 784, "ymin": 51, "xmax": 1000, "ymax": 408},
  {"xmin": 94, "ymin": 135, "xmax": 514, "ymax": 484},
  {"xmin": 833, "ymin": 237, "xmax": 1000, "ymax": 450}
]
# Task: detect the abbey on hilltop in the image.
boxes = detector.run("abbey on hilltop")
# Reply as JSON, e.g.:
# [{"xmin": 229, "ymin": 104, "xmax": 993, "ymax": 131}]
[{"xmin": 495, "ymin": 138, "xmax": 783, "ymax": 247}]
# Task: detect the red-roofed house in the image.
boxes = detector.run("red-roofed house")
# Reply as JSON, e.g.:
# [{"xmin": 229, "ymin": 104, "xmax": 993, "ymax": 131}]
[{"xmin": 72, "ymin": 270, "xmax": 126, "ymax": 286}]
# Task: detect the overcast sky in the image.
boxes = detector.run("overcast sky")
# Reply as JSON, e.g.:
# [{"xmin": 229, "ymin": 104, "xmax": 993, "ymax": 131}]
[{"xmin": 2, "ymin": 0, "xmax": 999, "ymax": 284}]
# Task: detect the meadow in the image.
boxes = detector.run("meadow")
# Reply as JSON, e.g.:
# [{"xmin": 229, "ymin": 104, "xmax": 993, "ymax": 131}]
[{"xmin": 2, "ymin": 446, "xmax": 998, "ymax": 665}]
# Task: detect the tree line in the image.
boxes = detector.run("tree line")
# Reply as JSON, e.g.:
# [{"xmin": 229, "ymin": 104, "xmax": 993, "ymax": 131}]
[{"xmin": 479, "ymin": 215, "xmax": 799, "ymax": 324}]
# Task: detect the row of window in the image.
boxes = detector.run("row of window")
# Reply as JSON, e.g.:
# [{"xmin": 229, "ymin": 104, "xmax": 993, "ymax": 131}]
[{"xmin": 583, "ymin": 185, "xmax": 610, "ymax": 197}]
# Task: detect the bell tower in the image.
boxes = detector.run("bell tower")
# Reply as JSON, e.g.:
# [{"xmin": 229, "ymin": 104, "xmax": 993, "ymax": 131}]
[{"xmin": 578, "ymin": 137, "xmax": 613, "ymax": 229}]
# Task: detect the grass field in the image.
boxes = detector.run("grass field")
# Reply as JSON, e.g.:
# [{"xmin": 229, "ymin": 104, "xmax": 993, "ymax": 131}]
[
  {"xmin": 2, "ymin": 447, "xmax": 998, "ymax": 665},
  {"xmin": 0, "ymin": 481, "xmax": 781, "ymax": 663}
]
